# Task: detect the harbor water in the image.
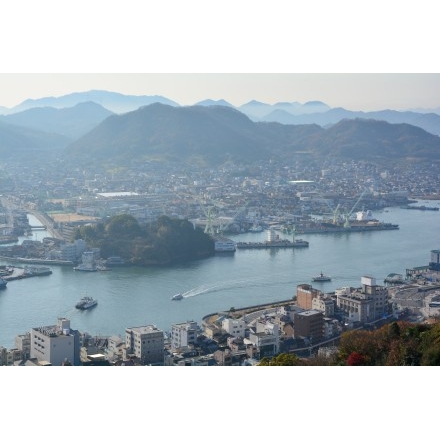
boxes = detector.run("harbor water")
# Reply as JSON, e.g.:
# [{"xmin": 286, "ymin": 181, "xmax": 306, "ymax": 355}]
[{"xmin": 1, "ymin": 201, "xmax": 440, "ymax": 348}]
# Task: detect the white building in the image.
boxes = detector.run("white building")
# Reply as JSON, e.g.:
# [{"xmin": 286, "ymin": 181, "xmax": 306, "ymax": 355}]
[
  {"xmin": 171, "ymin": 321, "xmax": 199, "ymax": 349},
  {"xmin": 222, "ymin": 317, "xmax": 246, "ymax": 338},
  {"xmin": 30, "ymin": 318, "xmax": 80, "ymax": 366},
  {"xmin": 125, "ymin": 325, "xmax": 164, "ymax": 365}
]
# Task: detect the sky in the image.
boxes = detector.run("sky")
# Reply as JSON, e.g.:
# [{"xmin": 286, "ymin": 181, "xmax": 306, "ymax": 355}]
[
  {"xmin": 1, "ymin": 73, "xmax": 440, "ymax": 112},
  {"xmin": 1, "ymin": 2, "xmax": 440, "ymax": 113}
]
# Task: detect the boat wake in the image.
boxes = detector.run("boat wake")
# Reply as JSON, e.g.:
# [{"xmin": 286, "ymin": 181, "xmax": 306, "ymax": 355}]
[{"xmin": 182, "ymin": 277, "xmax": 293, "ymax": 298}]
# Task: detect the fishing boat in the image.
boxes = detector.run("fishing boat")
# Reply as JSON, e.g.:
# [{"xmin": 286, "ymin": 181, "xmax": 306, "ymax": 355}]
[
  {"xmin": 171, "ymin": 293, "xmax": 184, "ymax": 301},
  {"xmin": 312, "ymin": 272, "xmax": 331, "ymax": 282}
]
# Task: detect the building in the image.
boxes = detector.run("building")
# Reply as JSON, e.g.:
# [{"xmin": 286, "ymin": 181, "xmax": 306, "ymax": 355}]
[
  {"xmin": 312, "ymin": 294, "xmax": 335, "ymax": 316},
  {"xmin": 296, "ymin": 284, "xmax": 321, "ymax": 310},
  {"xmin": 222, "ymin": 317, "xmax": 246, "ymax": 338},
  {"xmin": 294, "ymin": 309, "xmax": 324, "ymax": 342},
  {"xmin": 247, "ymin": 320, "xmax": 280, "ymax": 358},
  {"xmin": 336, "ymin": 276, "xmax": 389, "ymax": 323},
  {"xmin": 30, "ymin": 318, "xmax": 80, "ymax": 366},
  {"xmin": 170, "ymin": 321, "xmax": 199, "ymax": 349},
  {"xmin": 125, "ymin": 325, "xmax": 164, "ymax": 365}
]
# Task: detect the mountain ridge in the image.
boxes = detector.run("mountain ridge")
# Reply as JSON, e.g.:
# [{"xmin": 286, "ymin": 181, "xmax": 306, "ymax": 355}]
[{"xmin": 63, "ymin": 104, "xmax": 440, "ymax": 168}]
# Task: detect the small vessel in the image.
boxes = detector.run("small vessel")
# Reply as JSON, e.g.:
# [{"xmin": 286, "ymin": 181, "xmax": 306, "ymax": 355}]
[
  {"xmin": 171, "ymin": 293, "xmax": 184, "ymax": 301},
  {"xmin": 312, "ymin": 272, "xmax": 331, "ymax": 282},
  {"xmin": 75, "ymin": 296, "xmax": 98, "ymax": 310},
  {"xmin": 0, "ymin": 278, "xmax": 7, "ymax": 289}
]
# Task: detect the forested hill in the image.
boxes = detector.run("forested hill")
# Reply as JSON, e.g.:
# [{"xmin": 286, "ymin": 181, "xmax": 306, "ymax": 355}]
[
  {"xmin": 64, "ymin": 103, "xmax": 440, "ymax": 167},
  {"xmin": 74, "ymin": 214, "xmax": 215, "ymax": 266}
]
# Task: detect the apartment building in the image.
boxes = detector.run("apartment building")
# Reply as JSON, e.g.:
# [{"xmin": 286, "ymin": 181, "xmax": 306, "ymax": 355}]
[
  {"xmin": 222, "ymin": 317, "xmax": 246, "ymax": 338},
  {"xmin": 30, "ymin": 318, "xmax": 80, "ymax": 366},
  {"xmin": 171, "ymin": 321, "xmax": 199, "ymax": 349},
  {"xmin": 293, "ymin": 309, "xmax": 324, "ymax": 342},
  {"xmin": 125, "ymin": 324, "xmax": 164, "ymax": 365},
  {"xmin": 336, "ymin": 276, "xmax": 389, "ymax": 323},
  {"xmin": 296, "ymin": 284, "xmax": 321, "ymax": 310}
]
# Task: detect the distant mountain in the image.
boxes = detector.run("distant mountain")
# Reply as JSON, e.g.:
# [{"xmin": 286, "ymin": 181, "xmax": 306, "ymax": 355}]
[
  {"xmin": 194, "ymin": 99, "xmax": 234, "ymax": 107},
  {"xmin": 9, "ymin": 90, "xmax": 179, "ymax": 114},
  {"xmin": 262, "ymin": 107, "xmax": 440, "ymax": 136},
  {"xmin": 0, "ymin": 120, "xmax": 70, "ymax": 160},
  {"xmin": 0, "ymin": 102, "xmax": 113, "ymax": 140},
  {"xmin": 238, "ymin": 100, "xmax": 331, "ymax": 120},
  {"xmin": 64, "ymin": 104, "xmax": 440, "ymax": 167}
]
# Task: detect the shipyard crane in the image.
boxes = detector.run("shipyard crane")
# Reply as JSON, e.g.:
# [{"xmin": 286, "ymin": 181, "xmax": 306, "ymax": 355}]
[{"xmin": 343, "ymin": 189, "xmax": 367, "ymax": 228}]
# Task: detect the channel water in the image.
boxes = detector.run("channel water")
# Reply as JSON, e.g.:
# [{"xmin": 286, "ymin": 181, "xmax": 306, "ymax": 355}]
[{"xmin": 1, "ymin": 200, "xmax": 440, "ymax": 348}]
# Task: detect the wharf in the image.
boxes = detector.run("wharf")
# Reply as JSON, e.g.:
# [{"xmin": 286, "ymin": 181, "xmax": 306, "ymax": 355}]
[
  {"xmin": 236, "ymin": 239, "xmax": 309, "ymax": 249},
  {"xmin": 2, "ymin": 265, "xmax": 52, "ymax": 282}
]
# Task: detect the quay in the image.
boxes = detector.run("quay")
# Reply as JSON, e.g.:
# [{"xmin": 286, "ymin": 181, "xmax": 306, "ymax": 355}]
[{"xmin": 1, "ymin": 265, "xmax": 52, "ymax": 282}]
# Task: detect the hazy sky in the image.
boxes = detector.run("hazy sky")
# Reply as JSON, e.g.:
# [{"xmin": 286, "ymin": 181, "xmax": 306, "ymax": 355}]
[
  {"xmin": 1, "ymin": 3, "xmax": 439, "ymax": 113},
  {"xmin": 1, "ymin": 73, "xmax": 439, "ymax": 112}
]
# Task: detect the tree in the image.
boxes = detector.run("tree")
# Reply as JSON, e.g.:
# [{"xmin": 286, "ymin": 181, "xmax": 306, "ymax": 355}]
[
  {"xmin": 258, "ymin": 353, "xmax": 302, "ymax": 366},
  {"xmin": 347, "ymin": 352, "xmax": 366, "ymax": 366}
]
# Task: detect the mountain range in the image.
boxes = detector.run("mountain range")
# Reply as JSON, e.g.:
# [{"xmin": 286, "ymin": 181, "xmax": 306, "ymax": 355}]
[
  {"xmin": 64, "ymin": 103, "xmax": 440, "ymax": 167},
  {"xmin": 0, "ymin": 90, "xmax": 439, "ymax": 166}
]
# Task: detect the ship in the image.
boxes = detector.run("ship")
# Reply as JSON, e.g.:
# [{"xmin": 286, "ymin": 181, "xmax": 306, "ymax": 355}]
[
  {"xmin": 236, "ymin": 228, "xmax": 309, "ymax": 249},
  {"xmin": 104, "ymin": 256, "xmax": 128, "ymax": 266},
  {"xmin": 400, "ymin": 205, "xmax": 439, "ymax": 211},
  {"xmin": 312, "ymin": 272, "xmax": 331, "ymax": 282},
  {"xmin": 0, "ymin": 278, "xmax": 7, "ymax": 289},
  {"xmin": 23, "ymin": 266, "xmax": 52, "ymax": 276},
  {"xmin": 75, "ymin": 296, "xmax": 98, "ymax": 310},
  {"xmin": 171, "ymin": 293, "xmax": 184, "ymax": 301},
  {"xmin": 214, "ymin": 237, "xmax": 237, "ymax": 252},
  {"xmin": 294, "ymin": 218, "xmax": 399, "ymax": 234}
]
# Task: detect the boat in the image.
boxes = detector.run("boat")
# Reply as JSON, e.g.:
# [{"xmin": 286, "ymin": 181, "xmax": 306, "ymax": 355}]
[
  {"xmin": 400, "ymin": 205, "xmax": 439, "ymax": 211},
  {"xmin": 171, "ymin": 293, "xmax": 184, "ymax": 301},
  {"xmin": 23, "ymin": 266, "xmax": 52, "ymax": 276},
  {"xmin": 75, "ymin": 296, "xmax": 98, "ymax": 310},
  {"xmin": 312, "ymin": 272, "xmax": 331, "ymax": 282},
  {"xmin": 104, "ymin": 256, "xmax": 128, "ymax": 266},
  {"xmin": 214, "ymin": 237, "xmax": 237, "ymax": 252},
  {"xmin": 0, "ymin": 278, "xmax": 7, "ymax": 289}
]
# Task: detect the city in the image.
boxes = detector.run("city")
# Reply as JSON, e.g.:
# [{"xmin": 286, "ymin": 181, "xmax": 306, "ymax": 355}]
[{"xmin": 1, "ymin": 156, "xmax": 440, "ymax": 365}]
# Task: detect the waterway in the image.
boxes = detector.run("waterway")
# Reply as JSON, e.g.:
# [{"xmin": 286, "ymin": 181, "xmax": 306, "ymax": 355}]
[{"xmin": 1, "ymin": 200, "xmax": 440, "ymax": 348}]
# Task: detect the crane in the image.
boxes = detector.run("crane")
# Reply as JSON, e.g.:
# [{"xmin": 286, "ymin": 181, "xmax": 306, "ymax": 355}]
[{"xmin": 343, "ymin": 189, "xmax": 367, "ymax": 228}]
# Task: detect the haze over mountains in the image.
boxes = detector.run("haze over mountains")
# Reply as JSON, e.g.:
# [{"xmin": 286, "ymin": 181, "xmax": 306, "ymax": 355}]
[{"xmin": 0, "ymin": 90, "xmax": 439, "ymax": 166}]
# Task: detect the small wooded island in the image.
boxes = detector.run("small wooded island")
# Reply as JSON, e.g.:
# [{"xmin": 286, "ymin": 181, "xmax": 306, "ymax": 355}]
[{"xmin": 74, "ymin": 214, "xmax": 215, "ymax": 266}]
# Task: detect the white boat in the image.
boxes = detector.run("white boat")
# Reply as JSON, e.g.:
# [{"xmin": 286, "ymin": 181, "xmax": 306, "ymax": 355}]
[
  {"xmin": 171, "ymin": 293, "xmax": 184, "ymax": 301},
  {"xmin": 75, "ymin": 296, "xmax": 98, "ymax": 309},
  {"xmin": 312, "ymin": 272, "xmax": 331, "ymax": 282}
]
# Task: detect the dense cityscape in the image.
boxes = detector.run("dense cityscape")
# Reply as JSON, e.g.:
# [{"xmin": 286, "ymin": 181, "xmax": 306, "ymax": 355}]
[{"xmin": 1, "ymin": 154, "xmax": 440, "ymax": 366}]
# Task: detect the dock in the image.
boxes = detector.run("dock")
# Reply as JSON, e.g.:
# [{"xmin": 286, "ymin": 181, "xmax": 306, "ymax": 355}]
[{"xmin": 1, "ymin": 265, "xmax": 53, "ymax": 282}]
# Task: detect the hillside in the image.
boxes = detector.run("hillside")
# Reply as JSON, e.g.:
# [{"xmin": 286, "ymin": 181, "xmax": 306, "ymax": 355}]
[
  {"xmin": 262, "ymin": 107, "xmax": 440, "ymax": 136},
  {"xmin": 0, "ymin": 120, "xmax": 70, "ymax": 160},
  {"xmin": 64, "ymin": 104, "xmax": 440, "ymax": 167},
  {"xmin": 0, "ymin": 102, "xmax": 113, "ymax": 140}
]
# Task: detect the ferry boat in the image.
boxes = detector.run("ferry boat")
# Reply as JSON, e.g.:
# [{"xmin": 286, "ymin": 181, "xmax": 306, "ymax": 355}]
[
  {"xmin": 214, "ymin": 237, "xmax": 237, "ymax": 252},
  {"xmin": 75, "ymin": 296, "xmax": 98, "ymax": 310},
  {"xmin": 171, "ymin": 293, "xmax": 184, "ymax": 301},
  {"xmin": 312, "ymin": 272, "xmax": 331, "ymax": 282}
]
